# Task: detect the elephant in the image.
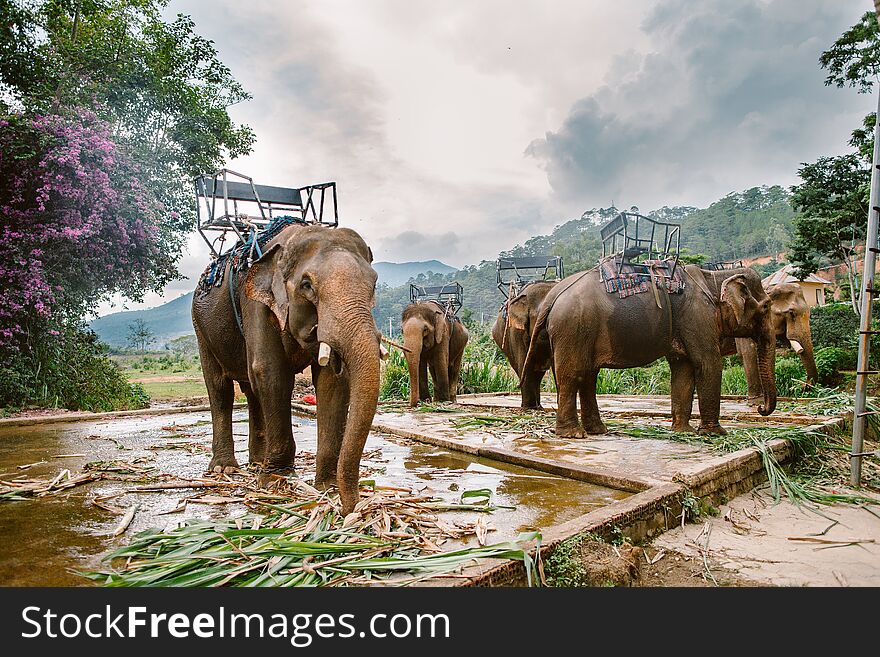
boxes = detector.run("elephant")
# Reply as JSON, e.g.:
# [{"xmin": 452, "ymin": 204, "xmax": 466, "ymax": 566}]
[
  {"xmin": 736, "ymin": 281, "xmax": 818, "ymax": 403},
  {"xmin": 191, "ymin": 224, "xmax": 382, "ymax": 514},
  {"xmin": 401, "ymin": 301, "xmax": 469, "ymax": 407},
  {"xmin": 522, "ymin": 265, "xmax": 777, "ymax": 437},
  {"xmin": 491, "ymin": 281, "xmax": 557, "ymax": 409}
]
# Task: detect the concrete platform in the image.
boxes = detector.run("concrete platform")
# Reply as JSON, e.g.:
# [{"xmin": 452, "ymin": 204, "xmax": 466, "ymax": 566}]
[{"xmin": 0, "ymin": 393, "xmax": 848, "ymax": 587}]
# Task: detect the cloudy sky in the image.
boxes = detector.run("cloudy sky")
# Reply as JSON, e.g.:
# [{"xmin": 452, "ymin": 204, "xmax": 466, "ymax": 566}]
[{"xmin": 97, "ymin": 0, "xmax": 875, "ymax": 315}]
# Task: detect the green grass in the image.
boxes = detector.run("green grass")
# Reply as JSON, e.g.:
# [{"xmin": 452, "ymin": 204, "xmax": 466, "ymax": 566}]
[{"xmin": 136, "ymin": 379, "xmax": 209, "ymax": 400}]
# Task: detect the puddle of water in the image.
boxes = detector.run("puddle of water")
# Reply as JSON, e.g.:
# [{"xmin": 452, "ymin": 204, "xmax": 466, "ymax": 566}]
[{"xmin": 0, "ymin": 411, "xmax": 629, "ymax": 586}]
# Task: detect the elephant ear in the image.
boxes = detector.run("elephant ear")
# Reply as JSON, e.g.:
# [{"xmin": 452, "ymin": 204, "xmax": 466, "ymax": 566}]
[
  {"xmin": 720, "ymin": 274, "xmax": 764, "ymax": 334},
  {"xmin": 433, "ymin": 309, "xmax": 449, "ymax": 345},
  {"xmin": 244, "ymin": 244, "xmax": 289, "ymax": 331},
  {"xmin": 507, "ymin": 295, "xmax": 530, "ymax": 332}
]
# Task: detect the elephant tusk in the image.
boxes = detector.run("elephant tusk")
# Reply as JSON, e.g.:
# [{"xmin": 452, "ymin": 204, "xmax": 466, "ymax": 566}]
[
  {"xmin": 789, "ymin": 340, "xmax": 804, "ymax": 354},
  {"xmin": 379, "ymin": 344, "xmax": 390, "ymax": 361},
  {"xmin": 318, "ymin": 342, "xmax": 332, "ymax": 366}
]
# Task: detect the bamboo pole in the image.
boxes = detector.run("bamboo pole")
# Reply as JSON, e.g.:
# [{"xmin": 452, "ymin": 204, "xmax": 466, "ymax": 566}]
[{"xmin": 851, "ymin": 90, "xmax": 880, "ymax": 486}]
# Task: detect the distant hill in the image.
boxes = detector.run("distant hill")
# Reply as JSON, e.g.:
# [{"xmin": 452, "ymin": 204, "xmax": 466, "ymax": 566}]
[
  {"xmin": 371, "ymin": 185, "xmax": 800, "ymax": 334},
  {"xmin": 90, "ymin": 260, "xmax": 456, "ymax": 347},
  {"xmin": 372, "ymin": 260, "xmax": 456, "ymax": 287},
  {"xmin": 90, "ymin": 292, "xmax": 195, "ymax": 348}
]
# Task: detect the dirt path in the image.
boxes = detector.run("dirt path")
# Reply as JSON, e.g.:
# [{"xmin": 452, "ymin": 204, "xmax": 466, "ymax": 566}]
[{"xmin": 639, "ymin": 486, "xmax": 880, "ymax": 587}]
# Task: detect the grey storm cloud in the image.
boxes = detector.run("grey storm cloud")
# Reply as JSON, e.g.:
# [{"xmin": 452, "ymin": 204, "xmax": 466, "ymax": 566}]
[
  {"xmin": 526, "ymin": 0, "xmax": 874, "ymax": 210},
  {"xmin": 380, "ymin": 231, "xmax": 462, "ymax": 264}
]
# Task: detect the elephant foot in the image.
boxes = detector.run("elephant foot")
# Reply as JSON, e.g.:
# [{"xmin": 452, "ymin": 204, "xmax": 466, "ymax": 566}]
[
  {"xmin": 671, "ymin": 422, "xmax": 695, "ymax": 433},
  {"xmin": 583, "ymin": 419, "xmax": 607, "ymax": 435},
  {"xmin": 208, "ymin": 455, "xmax": 239, "ymax": 473},
  {"xmin": 697, "ymin": 424, "xmax": 727, "ymax": 436},
  {"xmin": 555, "ymin": 423, "xmax": 588, "ymax": 439},
  {"xmin": 314, "ymin": 475, "xmax": 338, "ymax": 491}
]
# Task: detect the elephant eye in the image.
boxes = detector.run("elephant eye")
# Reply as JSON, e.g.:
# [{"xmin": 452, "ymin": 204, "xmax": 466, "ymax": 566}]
[{"xmin": 300, "ymin": 278, "xmax": 313, "ymax": 292}]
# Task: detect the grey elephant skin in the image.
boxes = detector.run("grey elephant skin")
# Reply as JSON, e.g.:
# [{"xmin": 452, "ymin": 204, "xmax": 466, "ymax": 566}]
[
  {"xmin": 191, "ymin": 225, "xmax": 382, "ymax": 514},
  {"xmin": 491, "ymin": 281, "xmax": 556, "ymax": 409},
  {"xmin": 401, "ymin": 302, "xmax": 469, "ymax": 407},
  {"xmin": 523, "ymin": 265, "xmax": 778, "ymax": 437},
  {"xmin": 735, "ymin": 281, "xmax": 818, "ymax": 402}
]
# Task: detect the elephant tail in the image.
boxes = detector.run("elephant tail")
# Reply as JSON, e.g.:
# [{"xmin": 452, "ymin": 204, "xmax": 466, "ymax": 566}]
[{"xmin": 521, "ymin": 297, "xmax": 553, "ymax": 376}]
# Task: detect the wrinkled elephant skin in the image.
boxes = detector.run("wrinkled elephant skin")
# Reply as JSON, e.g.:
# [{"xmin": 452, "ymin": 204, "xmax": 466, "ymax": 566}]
[{"xmin": 191, "ymin": 225, "xmax": 382, "ymax": 514}]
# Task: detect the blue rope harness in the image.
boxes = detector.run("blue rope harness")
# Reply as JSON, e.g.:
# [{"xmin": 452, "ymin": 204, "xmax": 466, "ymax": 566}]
[{"xmin": 196, "ymin": 216, "xmax": 305, "ymax": 334}]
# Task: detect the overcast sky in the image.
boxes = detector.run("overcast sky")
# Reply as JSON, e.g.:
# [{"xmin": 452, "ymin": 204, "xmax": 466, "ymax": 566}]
[{"xmin": 96, "ymin": 0, "xmax": 875, "ymax": 316}]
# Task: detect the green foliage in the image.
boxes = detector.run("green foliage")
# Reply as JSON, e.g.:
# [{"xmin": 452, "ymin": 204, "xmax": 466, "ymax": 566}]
[
  {"xmin": 544, "ymin": 532, "xmax": 606, "ymax": 587},
  {"xmin": 0, "ymin": 1, "xmax": 252, "ymax": 411},
  {"xmin": 809, "ymin": 301, "xmax": 880, "ymax": 369},
  {"xmin": 595, "ymin": 362, "xmax": 670, "ymax": 395},
  {"xmin": 789, "ymin": 154, "xmax": 869, "ymax": 279},
  {"xmin": 819, "ymin": 10, "xmax": 880, "ymax": 94},
  {"xmin": 810, "ymin": 302, "xmax": 860, "ymax": 350},
  {"xmin": 814, "ymin": 347, "xmax": 853, "ymax": 386},
  {"xmin": 126, "ymin": 318, "xmax": 155, "ymax": 353},
  {"xmin": 0, "ymin": 323, "xmax": 149, "ymax": 412},
  {"xmin": 458, "ymin": 361, "xmax": 517, "ymax": 395},
  {"xmin": 788, "ymin": 10, "xmax": 878, "ymax": 285},
  {"xmin": 379, "ymin": 349, "xmax": 411, "ymax": 401}
]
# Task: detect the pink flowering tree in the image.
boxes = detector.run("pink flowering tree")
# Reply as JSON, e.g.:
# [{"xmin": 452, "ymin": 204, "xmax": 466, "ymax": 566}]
[{"xmin": 0, "ymin": 110, "xmax": 176, "ymax": 407}]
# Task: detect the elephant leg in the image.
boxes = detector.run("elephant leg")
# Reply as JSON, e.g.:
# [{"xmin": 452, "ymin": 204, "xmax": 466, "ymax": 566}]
[
  {"xmin": 694, "ymin": 358, "xmax": 726, "ymax": 435},
  {"xmin": 239, "ymin": 380, "xmax": 266, "ymax": 465},
  {"xmin": 432, "ymin": 349, "xmax": 451, "ymax": 401},
  {"xmin": 314, "ymin": 363, "xmax": 349, "ymax": 490},
  {"xmin": 553, "ymin": 349, "xmax": 586, "ymax": 438},
  {"xmin": 249, "ymin": 360, "xmax": 296, "ymax": 471},
  {"xmin": 579, "ymin": 369, "xmax": 606, "ymax": 434},
  {"xmin": 448, "ymin": 349, "xmax": 465, "ymax": 402},
  {"xmin": 419, "ymin": 357, "xmax": 431, "ymax": 402},
  {"xmin": 202, "ymin": 351, "xmax": 239, "ymax": 472},
  {"xmin": 521, "ymin": 365, "xmax": 545, "ymax": 410},
  {"xmin": 668, "ymin": 357, "xmax": 696, "ymax": 433}
]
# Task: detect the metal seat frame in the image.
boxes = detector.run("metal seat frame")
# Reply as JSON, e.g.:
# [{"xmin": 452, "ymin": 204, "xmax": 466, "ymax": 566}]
[
  {"xmin": 496, "ymin": 255, "xmax": 564, "ymax": 298},
  {"xmin": 195, "ymin": 168, "xmax": 338, "ymax": 259},
  {"xmin": 409, "ymin": 282, "xmax": 464, "ymax": 315},
  {"xmin": 600, "ymin": 210, "xmax": 681, "ymax": 278}
]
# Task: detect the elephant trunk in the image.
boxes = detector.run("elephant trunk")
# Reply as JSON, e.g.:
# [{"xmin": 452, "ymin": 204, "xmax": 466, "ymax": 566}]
[
  {"xmin": 314, "ymin": 293, "xmax": 380, "ymax": 515},
  {"xmin": 756, "ymin": 332, "xmax": 777, "ymax": 416},
  {"xmin": 331, "ymin": 316, "xmax": 380, "ymax": 515},
  {"xmin": 788, "ymin": 327, "xmax": 818, "ymax": 386},
  {"xmin": 403, "ymin": 323, "xmax": 423, "ymax": 408},
  {"xmin": 798, "ymin": 342, "xmax": 818, "ymax": 387}
]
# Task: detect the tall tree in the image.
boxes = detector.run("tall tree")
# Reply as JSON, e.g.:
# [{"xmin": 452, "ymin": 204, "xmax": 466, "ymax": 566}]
[
  {"xmin": 126, "ymin": 318, "xmax": 154, "ymax": 353},
  {"xmin": 0, "ymin": 1, "xmax": 253, "ymax": 409},
  {"xmin": 788, "ymin": 10, "xmax": 879, "ymax": 315}
]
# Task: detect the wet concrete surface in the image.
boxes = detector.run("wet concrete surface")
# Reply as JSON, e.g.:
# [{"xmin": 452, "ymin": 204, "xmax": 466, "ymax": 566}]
[{"xmin": 0, "ymin": 411, "xmax": 628, "ymax": 586}]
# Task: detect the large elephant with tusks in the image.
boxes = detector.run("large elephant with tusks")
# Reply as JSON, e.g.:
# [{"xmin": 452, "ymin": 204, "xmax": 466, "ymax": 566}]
[
  {"xmin": 523, "ymin": 265, "xmax": 777, "ymax": 437},
  {"xmin": 192, "ymin": 224, "xmax": 382, "ymax": 514}
]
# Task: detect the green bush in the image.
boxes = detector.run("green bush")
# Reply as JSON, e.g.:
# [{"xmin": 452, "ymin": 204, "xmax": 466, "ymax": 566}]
[
  {"xmin": 0, "ymin": 323, "xmax": 150, "ymax": 412},
  {"xmin": 379, "ymin": 349, "xmax": 411, "ymax": 400},
  {"xmin": 810, "ymin": 302, "xmax": 858, "ymax": 350}
]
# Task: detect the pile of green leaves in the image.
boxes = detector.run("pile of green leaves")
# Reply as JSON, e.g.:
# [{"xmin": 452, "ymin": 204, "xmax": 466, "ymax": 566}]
[{"xmin": 85, "ymin": 492, "xmax": 542, "ymax": 587}]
